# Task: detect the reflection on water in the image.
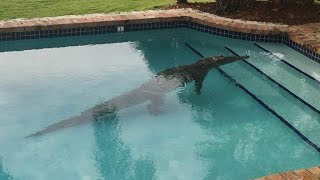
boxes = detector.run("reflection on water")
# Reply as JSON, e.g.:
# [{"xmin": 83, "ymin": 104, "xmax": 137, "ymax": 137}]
[
  {"xmin": 0, "ymin": 158, "xmax": 14, "ymax": 180},
  {"xmin": 133, "ymin": 37, "xmax": 194, "ymax": 73},
  {"xmin": 93, "ymin": 114, "xmax": 156, "ymax": 179}
]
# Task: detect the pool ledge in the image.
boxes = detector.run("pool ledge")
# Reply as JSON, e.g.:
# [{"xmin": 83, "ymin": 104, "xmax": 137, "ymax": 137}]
[
  {"xmin": 0, "ymin": 9, "xmax": 287, "ymax": 35},
  {"xmin": 0, "ymin": 9, "xmax": 319, "ymax": 62},
  {"xmin": 256, "ymin": 166, "xmax": 320, "ymax": 180}
]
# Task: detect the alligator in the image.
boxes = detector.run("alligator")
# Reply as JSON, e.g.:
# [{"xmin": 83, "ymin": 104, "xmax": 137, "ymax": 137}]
[{"xmin": 26, "ymin": 55, "xmax": 249, "ymax": 137}]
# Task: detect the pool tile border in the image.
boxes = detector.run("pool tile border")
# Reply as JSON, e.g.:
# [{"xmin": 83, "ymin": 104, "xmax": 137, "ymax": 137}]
[
  {"xmin": 0, "ymin": 9, "xmax": 319, "ymax": 62},
  {"xmin": 0, "ymin": 21, "xmax": 283, "ymax": 43},
  {"xmin": 284, "ymin": 38, "xmax": 320, "ymax": 62}
]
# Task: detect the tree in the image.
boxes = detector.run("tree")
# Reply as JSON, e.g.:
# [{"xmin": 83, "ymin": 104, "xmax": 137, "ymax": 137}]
[
  {"xmin": 177, "ymin": 0, "xmax": 188, "ymax": 4},
  {"xmin": 215, "ymin": 0, "xmax": 255, "ymax": 14},
  {"xmin": 272, "ymin": 0, "xmax": 314, "ymax": 5},
  {"xmin": 93, "ymin": 116, "xmax": 156, "ymax": 180},
  {"xmin": 272, "ymin": 0, "xmax": 295, "ymax": 4},
  {"xmin": 215, "ymin": 0, "xmax": 314, "ymax": 13},
  {"xmin": 296, "ymin": 0, "xmax": 314, "ymax": 5}
]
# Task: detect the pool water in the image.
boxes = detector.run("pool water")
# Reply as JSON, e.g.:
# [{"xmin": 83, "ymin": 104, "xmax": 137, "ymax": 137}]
[{"xmin": 0, "ymin": 29, "xmax": 319, "ymax": 180}]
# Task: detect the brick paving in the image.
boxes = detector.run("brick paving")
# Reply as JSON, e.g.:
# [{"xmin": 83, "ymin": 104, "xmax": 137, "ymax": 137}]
[
  {"xmin": 288, "ymin": 23, "xmax": 320, "ymax": 54},
  {"xmin": 256, "ymin": 166, "xmax": 320, "ymax": 180}
]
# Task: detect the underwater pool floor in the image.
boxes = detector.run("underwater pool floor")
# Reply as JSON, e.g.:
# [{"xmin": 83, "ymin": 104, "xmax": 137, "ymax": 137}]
[{"xmin": 0, "ymin": 29, "xmax": 319, "ymax": 180}]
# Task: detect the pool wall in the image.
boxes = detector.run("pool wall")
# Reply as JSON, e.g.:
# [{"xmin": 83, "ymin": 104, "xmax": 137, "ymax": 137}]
[{"xmin": 0, "ymin": 9, "xmax": 319, "ymax": 62}]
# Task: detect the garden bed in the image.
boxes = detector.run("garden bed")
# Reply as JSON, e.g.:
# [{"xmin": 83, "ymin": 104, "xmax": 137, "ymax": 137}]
[{"xmin": 166, "ymin": 2, "xmax": 320, "ymax": 25}]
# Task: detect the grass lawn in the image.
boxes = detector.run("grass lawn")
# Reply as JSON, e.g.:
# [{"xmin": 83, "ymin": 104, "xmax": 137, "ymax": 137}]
[
  {"xmin": 0, "ymin": 0, "xmax": 209, "ymax": 20},
  {"xmin": 0, "ymin": 0, "xmax": 318, "ymax": 21}
]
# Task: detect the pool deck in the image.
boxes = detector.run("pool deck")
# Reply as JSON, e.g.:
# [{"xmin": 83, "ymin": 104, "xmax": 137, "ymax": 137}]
[
  {"xmin": 256, "ymin": 166, "xmax": 320, "ymax": 180},
  {"xmin": 288, "ymin": 23, "xmax": 320, "ymax": 54}
]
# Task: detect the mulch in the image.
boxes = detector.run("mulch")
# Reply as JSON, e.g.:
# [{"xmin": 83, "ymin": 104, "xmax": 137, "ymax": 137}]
[{"xmin": 165, "ymin": 2, "xmax": 320, "ymax": 25}]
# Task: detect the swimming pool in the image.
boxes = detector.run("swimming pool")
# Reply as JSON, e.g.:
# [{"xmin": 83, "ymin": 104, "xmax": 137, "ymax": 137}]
[{"xmin": 0, "ymin": 28, "xmax": 319, "ymax": 179}]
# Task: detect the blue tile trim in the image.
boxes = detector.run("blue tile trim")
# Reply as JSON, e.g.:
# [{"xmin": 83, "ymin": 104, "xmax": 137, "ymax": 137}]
[
  {"xmin": 186, "ymin": 42, "xmax": 320, "ymax": 153},
  {"xmin": 0, "ymin": 20, "xmax": 282, "ymax": 42},
  {"xmin": 0, "ymin": 19, "xmax": 319, "ymax": 63},
  {"xmin": 187, "ymin": 21, "xmax": 283, "ymax": 43},
  {"xmin": 283, "ymin": 37, "xmax": 320, "ymax": 63},
  {"xmin": 0, "ymin": 21, "xmax": 185, "ymax": 42}
]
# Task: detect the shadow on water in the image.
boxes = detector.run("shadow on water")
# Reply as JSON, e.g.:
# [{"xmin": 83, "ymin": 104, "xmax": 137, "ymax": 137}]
[
  {"xmin": 132, "ymin": 38, "xmax": 195, "ymax": 73},
  {"xmin": 0, "ymin": 29, "xmax": 191, "ymax": 54},
  {"xmin": 92, "ymin": 114, "xmax": 157, "ymax": 180},
  {"xmin": 87, "ymin": 30, "xmax": 205, "ymax": 179}
]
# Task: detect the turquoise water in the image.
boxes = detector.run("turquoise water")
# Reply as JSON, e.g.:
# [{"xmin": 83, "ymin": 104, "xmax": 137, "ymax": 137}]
[{"xmin": 0, "ymin": 29, "xmax": 319, "ymax": 180}]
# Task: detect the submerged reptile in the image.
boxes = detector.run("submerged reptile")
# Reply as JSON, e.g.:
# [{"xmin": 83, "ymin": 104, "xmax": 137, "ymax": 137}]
[{"xmin": 27, "ymin": 55, "xmax": 249, "ymax": 137}]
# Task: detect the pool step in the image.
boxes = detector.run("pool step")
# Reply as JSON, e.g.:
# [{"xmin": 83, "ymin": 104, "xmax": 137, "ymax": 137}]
[
  {"xmin": 220, "ymin": 53, "xmax": 320, "ymax": 148},
  {"xmin": 255, "ymin": 42, "xmax": 320, "ymax": 80},
  {"xmin": 254, "ymin": 43, "xmax": 320, "ymax": 85},
  {"xmin": 225, "ymin": 46, "xmax": 320, "ymax": 116},
  {"xmin": 234, "ymin": 43, "xmax": 320, "ymax": 112},
  {"xmin": 184, "ymin": 43, "xmax": 320, "ymax": 153}
]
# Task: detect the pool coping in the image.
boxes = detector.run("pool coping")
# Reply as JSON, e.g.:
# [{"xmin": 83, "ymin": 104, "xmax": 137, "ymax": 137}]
[
  {"xmin": 256, "ymin": 166, "xmax": 320, "ymax": 180},
  {"xmin": 0, "ymin": 9, "xmax": 319, "ymax": 62}
]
